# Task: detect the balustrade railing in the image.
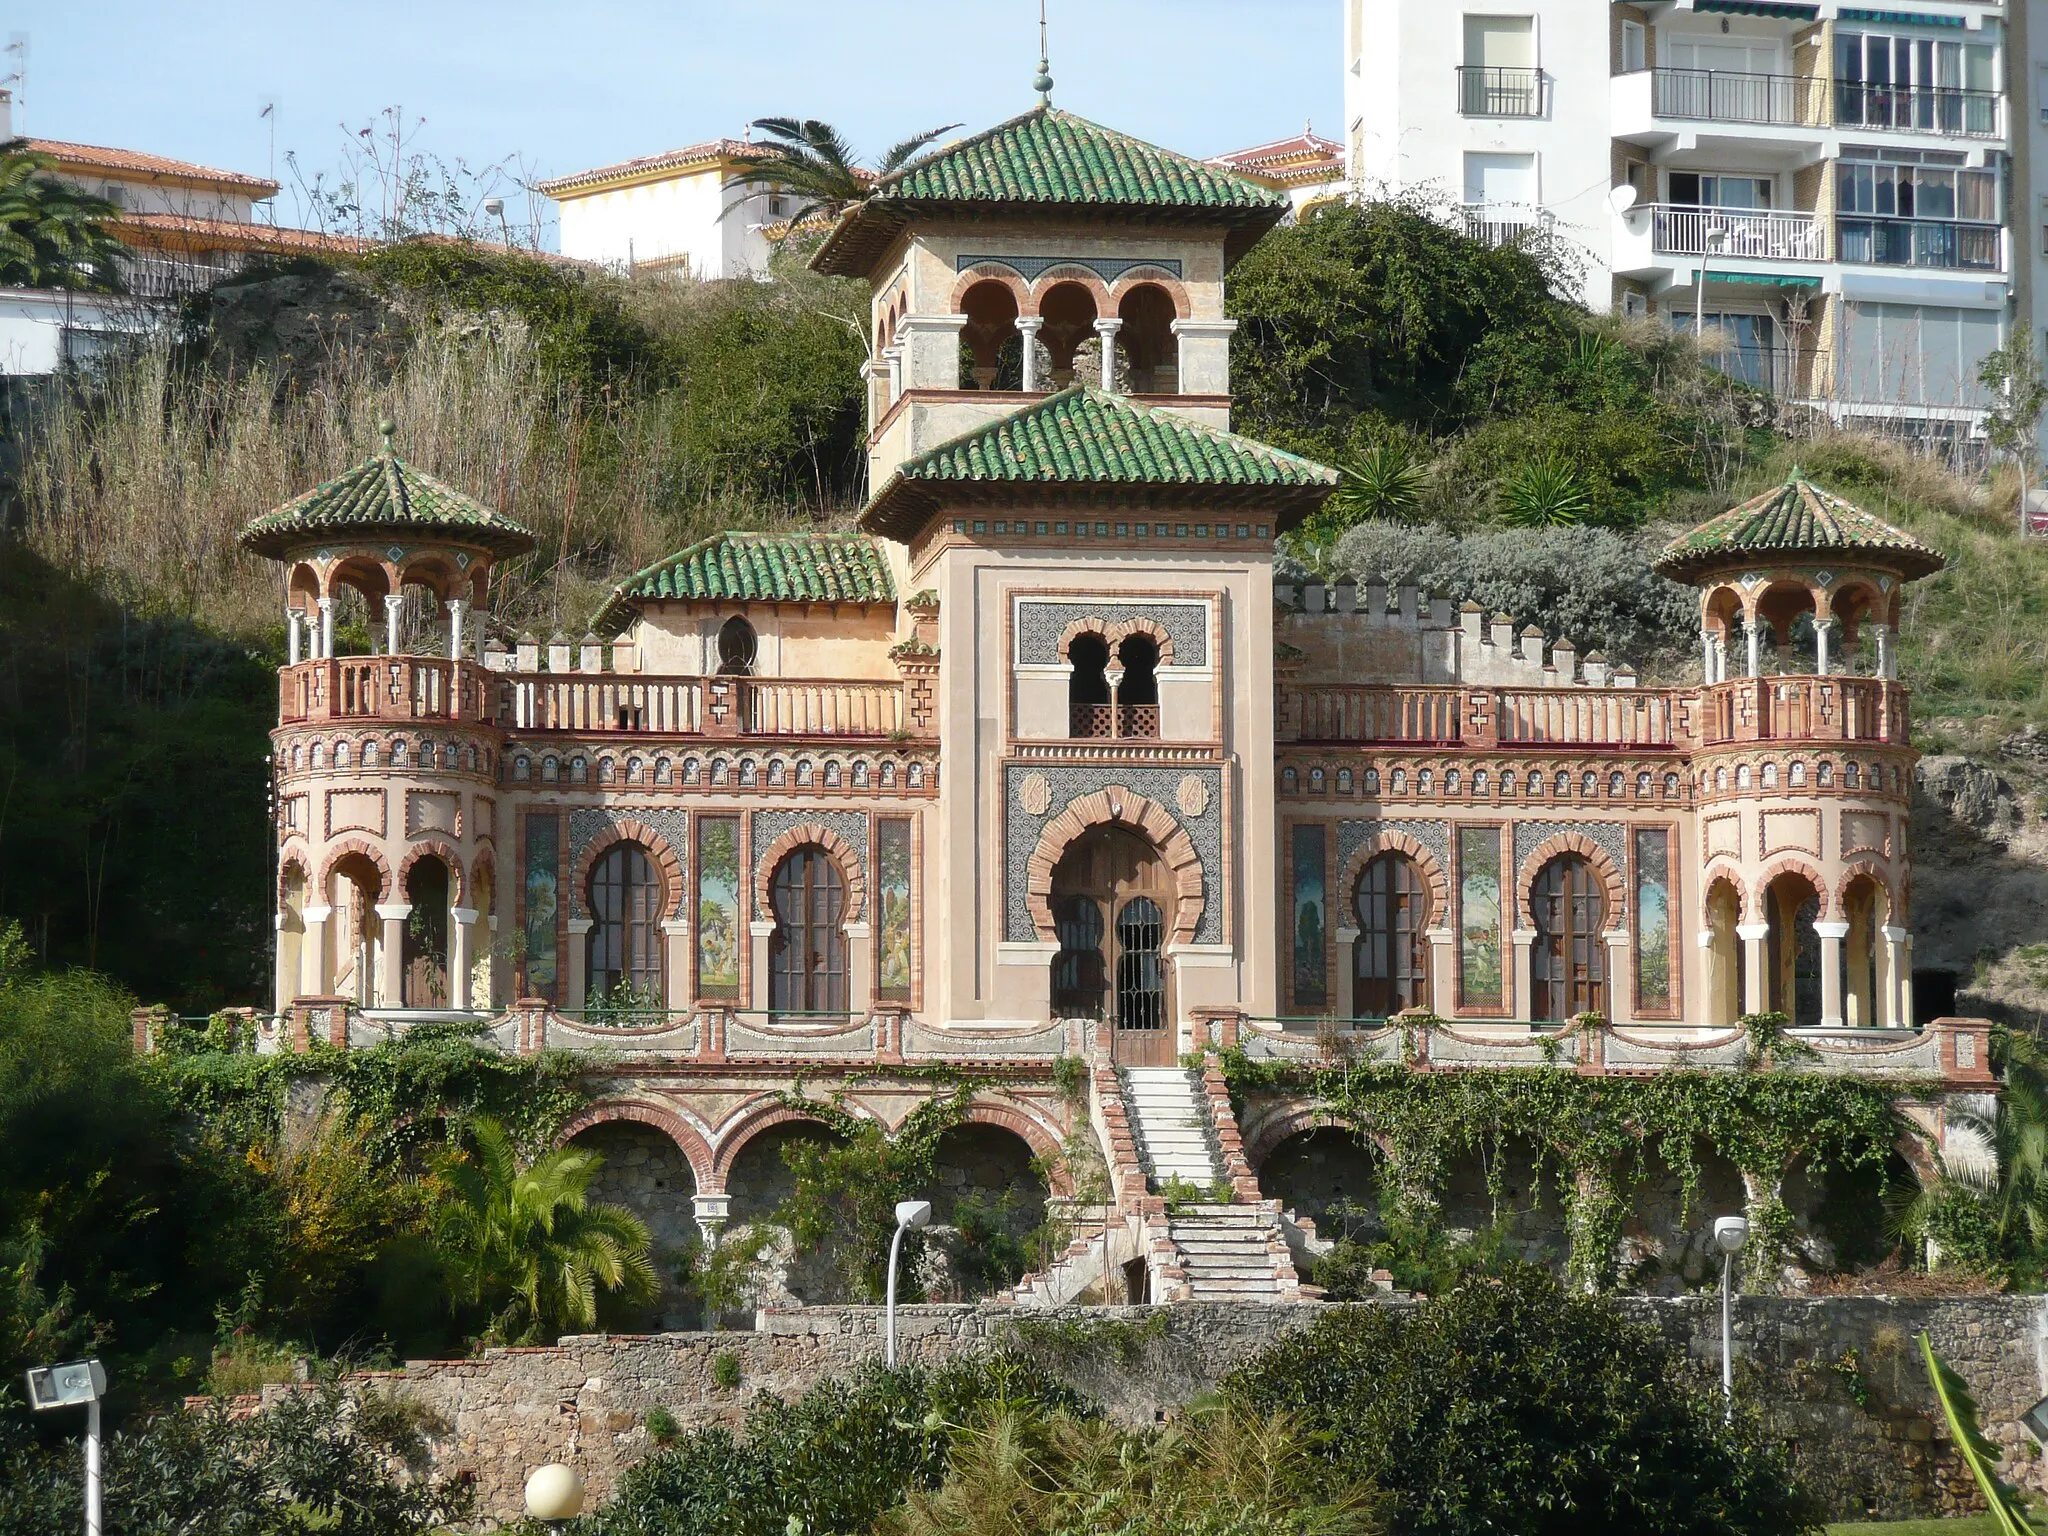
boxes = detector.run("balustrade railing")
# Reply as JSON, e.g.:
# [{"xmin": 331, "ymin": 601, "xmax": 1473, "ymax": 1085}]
[
  {"xmin": 511, "ymin": 675, "xmax": 703, "ymax": 733},
  {"xmin": 1292, "ymin": 686, "xmax": 1464, "ymax": 744},
  {"xmin": 1496, "ymin": 689, "xmax": 1678, "ymax": 748},
  {"xmin": 739, "ymin": 678, "xmax": 902, "ymax": 736},
  {"xmin": 1698, "ymin": 676, "xmax": 1901, "ymax": 745},
  {"xmin": 280, "ymin": 657, "xmax": 492, "ymax": 724},
  {"xmin": 1455, "ymin": 65, "xmax": 1545, "ymax": 117},
  {"xmin": 1837, "ymin": 216, "xmax": 2001, "ymax": 272},
  {"xmin": 1836, "ymin": 81, "xmax": 2000, "ymax": 138}
]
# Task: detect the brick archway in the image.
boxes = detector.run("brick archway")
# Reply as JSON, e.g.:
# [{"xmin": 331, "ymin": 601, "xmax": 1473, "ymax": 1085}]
[
  {"xmin": 710, "ymin": 1097, "xmax": 864, "ymax": 1187},
  {"xmin": 399, "ymin": 837, "xmax": 467, "ymax": 905},
  {"xmin": 278, "ymin": 847, "xmax": 313, "ymax": 903},
  {"xmin": 1335, "ymin": 831, "xmax": 1450, "ymax": 931},
  {"xmin": 317, "ymin": 836, "xmax": 391, "ymax": 901},
  {"xmin": 1240, "ymin": 1101, "xmax": 1390, "ymax": 1170},
  {"xmin": 754, "ymin": 823, "xmax": 867, "ymax": 924},
  {"xmin": 557, "ymin": 1097, "xmax": 716, "ymax": 1192},
  {"xmin": 950, "ymin": 1099, "xmax": 1073, "ymax": 1196},
  {"xmin": 572, "ymin": 819, "xmax": 686, "ymax": 921},
  {"xmin": 1054, "ymin": 615, "xmax": 1176, "ymax": 666},
  {"xmin": 1836, "ymin": 862, "xmax": 1895, "ymax": 917},
  {"xmin": 1753, "ymin": 856, "xmax": 1833, "ymax": 920},
  {"xmin": 1105, "ymin": 270, "xmax": 1193, "ymax": 319},
  {"xmin": 1025, "ymin": 267, "xmax": 1112, "ymax": 317},
  {"xmin": 1025, "ymin": 787, "xmax": 1204, "ymax": 946},
  {"xmin": 1514, "ymin": 831, "xmax": 1627, "ymax": 928},
  {"xmin": 949, "ymin": 265, "xmax": 1032, "ymax": 316}
]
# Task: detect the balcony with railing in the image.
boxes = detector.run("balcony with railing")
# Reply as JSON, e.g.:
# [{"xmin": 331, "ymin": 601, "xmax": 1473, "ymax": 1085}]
[
  {"xmin": 280, "ymin": 657, "xmax": 497, "ymax": 726},
  {"xmin": 1648, "ymin": 67, "xmax": 1826, "ymax": 128},
  {"xmin": 1651, "ymin": 204, "xmax": 1826, "ymax": 263},
  {"xmin": 1699, "ymin": 677, "xmax": 1905, "ymax": 746},
  {"xmin": 1837, "ymin": 216, "xmax": 2002, "ymax": 272},
  {"xmin": 1455, "ymin": 65, "xmax": 1545, "ymax": 117},
  {"xmin": 1836, "ymin": 81, "xmax": 2001, "ymax": 139},
  {"xmin": 1454, "ymin": 203, "xmax": 1555, "ymax": 251}
]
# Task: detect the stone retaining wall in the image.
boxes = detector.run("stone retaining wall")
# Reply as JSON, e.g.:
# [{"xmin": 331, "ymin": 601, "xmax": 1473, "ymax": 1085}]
[{"xmin": 347, "ymin": 1295, "xmax": 2048, "ymax": 1522}]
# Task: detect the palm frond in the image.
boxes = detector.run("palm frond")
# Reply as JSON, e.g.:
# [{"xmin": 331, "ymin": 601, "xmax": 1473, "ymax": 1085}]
[
  {"xmin": 877, "ymin": 124, "xmax": 964, "ymax": 177},
  {"xmin": 1921, "ymin": 1332, "xmax": 2034, "ymax": 1536}
]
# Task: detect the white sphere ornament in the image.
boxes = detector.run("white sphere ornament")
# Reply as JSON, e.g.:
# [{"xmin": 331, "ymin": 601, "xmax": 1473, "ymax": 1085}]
[{"xmin": 525, "ymin": 1463, "xmax": 586, "ymax": 1521}]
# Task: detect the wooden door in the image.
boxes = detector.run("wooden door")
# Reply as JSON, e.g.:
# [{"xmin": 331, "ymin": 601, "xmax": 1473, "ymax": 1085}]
[
  {"xmin": 768, "ymin": 847, "xmax": 848, "ymax": 1015},
  {"xmin": 1530, "ymin": 855, "xmax": 1606, "ymax": 1021},
  {"xmin": 1355, "ymin": 853, "xmax": 1431, "ymax": 1018},
  {"xmin": 1049, "ymin": 826, "xmax": 1176, "ymax": 1064}
]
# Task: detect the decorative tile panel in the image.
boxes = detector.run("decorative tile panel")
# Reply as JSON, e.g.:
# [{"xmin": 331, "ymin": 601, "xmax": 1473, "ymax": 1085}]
[
  {"xmin": 566, "ymin": 807, "xmax": 694, "ymax": 918},
  {"xmin": 958, "ymin": 253, "xmax": 1185, "ymax": 283},
  {"xmin": 1016, "ymin": 601, "xmax": 1209, "ymax": 667},
  {"xmin": 751, "ymin": 809, "xmax": 872, "ymax": 889},
  {"xmin": 1002, "ymin": 764, "xmax": 1223, "ymax": 944},
  {"xmin": 1512, "ymin": 819, "xmax": 1629, "ymax": 886},
  {"xmin": 1337, "ymin": 818, "xmax": 1449, "ymax": 877}
]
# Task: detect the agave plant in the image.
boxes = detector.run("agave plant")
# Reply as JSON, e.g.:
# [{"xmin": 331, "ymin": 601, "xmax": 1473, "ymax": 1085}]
[
  {"xmin": 1497, "ymin": 454, "xmax": 1593, "ymax": 528},
  {"xmin": 1330, "ymin": 441, "xmax": 1428, "ymax": 525},
  {"xmin": 724, "ymin": 118, "xmax": 962, "ymax": 228}
]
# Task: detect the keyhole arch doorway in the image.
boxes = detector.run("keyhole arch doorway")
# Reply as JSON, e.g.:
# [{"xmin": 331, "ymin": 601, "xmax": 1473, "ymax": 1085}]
[{"xmin": 1048, "ymin": 823, "xmax": 1176, "ymax": 1064}]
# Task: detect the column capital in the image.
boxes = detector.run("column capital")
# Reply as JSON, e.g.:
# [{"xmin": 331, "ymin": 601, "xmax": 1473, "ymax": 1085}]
[
  {"xmin": 1170, "ymin": 317, "xmax": 1239, "ymax": 338},
  {"xmin": 1014, "ymin": 315, "xmax": 1046, "ymax": 333},
  {"xmin": 450, "ymin": 906, "xmax": 480, "ymax": 923},
  {"xmin": 1811, "ymin": 919, "xmax": 1851, "ymax": 940},
  {"xmin": 1735, "ymin": 922, "xmax": 1771, "ymax": 942},
  {"xmin": 301, "ymin": 904, "xmax": 334, "ymax": 923},
  {"xmin": 374, "ymin": 903, "xmax": 413, "ymax": 922},
  {"xmin": 1881, "ymin": 924, "xmax": 1911, "ymax": 942},
  {"xmin": 383, "ymin": 594, "xmax": 404, "ymax": 612},
  {"xmin": 1092, "ymin": 316, "xmax": 1125, "ymax": 334},
  {"xmin": 566, "ymin": 917, "xmax": 595, "ymax": 935}
]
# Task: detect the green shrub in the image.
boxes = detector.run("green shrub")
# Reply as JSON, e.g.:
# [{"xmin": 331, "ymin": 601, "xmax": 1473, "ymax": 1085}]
[
  {"xmin": 1224, "ymin": 1265, "xmax": 1823, "ymax": 1536},
  {"xmin": 1328, "ymin": 522, "xmax": 1698, "ymax": 668},
  {"xmin": 711, "ymin": 1352, "xmax": 742, "ymax": 1391}
]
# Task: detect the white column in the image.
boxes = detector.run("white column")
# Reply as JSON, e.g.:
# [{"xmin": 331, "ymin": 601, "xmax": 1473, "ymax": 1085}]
[
  {"xmin": 692, "ymin": 1192, "xmax": 732, "ymax": 1247},
  {"xmin": 750, "ymin": 919, "xmax": 776, "ymax": 1012},
  {"xmin": 1092, "ymin": 317, "xmax": 1124, "ymax": 392},
  {"xmin": 884, "ymin": 344, "xmax": 903, "ymax": 402},
  {"xmin": 374, "ymin": 903, "xmax": 412, "ymax": 1007},
  {"xmin": 1427, "ymin": 927, "xmax": 1456, "ymax": 1018},
  {"xmin": 566, "ymin": 917, "xmax": 594, "ymax": 1010},
  {"xmin": 447, "ymin": 599, "xmax": 467, "ymax": 662},
  {"xmin": 318, "ymin": 597, "xmax": 335, "ymax": 660},
  {"xmin": 661, "ymin": 918, "xmax": 692, "ymax": 1013},
  {"xmin": 287, "ymin": 608, "xmax": 302, "ymax": 666},
  {"xmin": 1016, "ymin": 316, "xmax": 1046, "ymax": 392},
  {"xmin": 1882, "ymin": 925, "xmax": 1912, "ymax": 1028},
  {"xmin": 1813, "ymin": 918, "xmax": 1849, "ymax": 1027},
  {"xmin": 1737, "ymin": 921, "xmax": 1771, "ymax": 1016},
  {"xmin": 300, "ymin": 904, "xmax": 332, "ymax": 998},
  {"xmin": 1744, "ymin": 619, "xmax": 1762, "ymax": 679},
  {"xmin": 846, "ymin": 919, "xmax": 872, "ymax": 1016},
  {"xmin": 1813, "ymin": 617, "xmax": 1834, "ymax": 678},
  {"xmin": 1872, "ymin": 623, "xmax": 1894, "ymax": 680},
  {"xmin": 1700, "ymin": 628, "xmax": 1715, "ymax": 684},
  {"xmin": 383, "ymin": 595, "xmax": 404, "ymax": 657},
  {"xmin": 1512, "ymin": 928, "xmax": 1537, "ymax": 1020},
  {"xmin": 1334, "ymin": 926, "xmax": 1359, "ymax": 1020},
  {"xmin": 1603, "ymin": 930, "xmax": 1632, "ymax": 1023},
  {"xmin": 450, "ymin": 906, "xmax": 478, "ymax": 1010}
]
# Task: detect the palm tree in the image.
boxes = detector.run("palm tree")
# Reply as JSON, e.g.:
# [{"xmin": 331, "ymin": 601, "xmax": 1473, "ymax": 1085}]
[
  {"xmin": 724, "ymin": 118, "xmax": 961, "ymax": 228},
  {"xmin": 0, "ymin": 141, "xmax": 126, "ymax": 292},
  {"xmin": 433, "ymin": 1115, "xmax": 656, "ymax": 1344}
]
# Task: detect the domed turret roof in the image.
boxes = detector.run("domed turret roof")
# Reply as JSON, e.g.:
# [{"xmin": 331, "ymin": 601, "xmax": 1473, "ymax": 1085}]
[
  {"xmin": 239, "ymin": 425, "xmax": 537, "ymax": 561},
  {"xmin": 1653, "ymin": 472, "xmax": 1945, "ymax": 583}
]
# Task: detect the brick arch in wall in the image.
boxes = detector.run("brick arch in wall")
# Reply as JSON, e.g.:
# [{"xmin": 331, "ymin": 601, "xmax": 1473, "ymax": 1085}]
[
  {"xmin": 278, "ymin": 846, "xmax": 314, "ymax": 903},
  {"xmin": 1513, "ymin": 831, "xmax": 1627, "ymax": 929},
  {"xmin": 1834, "ymin": 861, "xmax": 1897, "ymax": 916},
  {"xmin": 1024, "ymin": 787, "xmax": 1204, "ymax": 947},
  {"xmin": 1105, "ymin": 269, "xmax": 1193, "ymax": 319},
  {"xmin": 1751, "ymin": 855, "xmax": 1834, "ymax": 920},
  {"xmin": 709, "ymin": 1096, "xmax": 868, "ymax": 1189},
  {"xmin": 398, "ymin": 836, "xmax": 467, "ymax": 905},
  {"xmin": 1054, "ymin": 614, "xmax": 1176, "ymax": 666},
  {"xmin": 1023, "ymin": 266, "xmax": 1112, "ymax": 317},
  {"xmin": 557, "ymin": 1096, "xmax": 716, "ymax": 1193},
  {"xmin": 940, "ymin": 1099, "xmax": 1074, "ymax": 1197},
  {"xmin": 1334, "ymin": 830, "xmax": 1450, "ymax": 932},
  {"xmin": 317, "ymin": 836, "xmax": 392, "ymax": 901},
  {"xmin": 571, "ymin": 819, "xmax": 686, "ymax": 921},
  {"xmin": 1700, "ymin": 862, "xmax": 1748, "ymax": 909},
  {"xmin": 1240, "ymin": 1101, "xmax": 1392, "ymax": 1170},
  {"xmin": 948, "ymin": 264, "xmax": 1032, "ymax": 316},
  {"xmin": 754, "ymin": 823, "xmax": 868, "ymax": 924}
]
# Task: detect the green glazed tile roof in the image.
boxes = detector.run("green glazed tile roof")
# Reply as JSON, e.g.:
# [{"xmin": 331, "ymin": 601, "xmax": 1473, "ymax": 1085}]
[
  {"xmin": 593, "ymin": 530, "xmax": 896, "ymax": 632},
  {"xmin": 240, "ymin": 440, "xmax": 536, "ymax": 560},
  {"xmin": 860, "ymin": 386, "xmax": 1339, "ymax": 538},
  {"xmin": 813, "ymin": 107, "xmax": 1287, "ymax": 277},
  {"xmin": 1654, "ymin": 472, "xmax": 1946, "ymax": 582}
]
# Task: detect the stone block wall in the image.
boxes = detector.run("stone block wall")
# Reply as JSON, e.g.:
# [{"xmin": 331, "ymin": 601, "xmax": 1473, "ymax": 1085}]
[{"xmin": 343, "ymin": 1296, "xmax": 2048, "ymax": 1523}]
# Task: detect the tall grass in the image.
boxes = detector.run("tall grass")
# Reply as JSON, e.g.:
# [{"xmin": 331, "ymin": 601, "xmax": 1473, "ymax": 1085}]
[{"xmin": 16, "ymin": 329, "xmax": 802, "ymax": 640}]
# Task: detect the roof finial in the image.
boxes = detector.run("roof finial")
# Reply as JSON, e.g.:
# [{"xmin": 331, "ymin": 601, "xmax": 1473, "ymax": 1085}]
[
  {"xmin": 1033, "ymin": 0, "xmax": 1054, "ymax": 107},
  {"xmin": 378, "ymin": 416, "xmax": 396, "ymax": 454}
]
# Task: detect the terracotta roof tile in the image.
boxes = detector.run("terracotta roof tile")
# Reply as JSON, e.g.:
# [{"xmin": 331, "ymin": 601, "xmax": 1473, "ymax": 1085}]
[
  {"xmin": 26, "ymin": 138, "xmax": 277, "ymax": 194},
  {"xmin": 534, "ymin": 139, "xmax": 753, "ymax": 198},
  {"xmin": 1654, "ymin": 473, "xmax": 1946, "ymax": 581}
]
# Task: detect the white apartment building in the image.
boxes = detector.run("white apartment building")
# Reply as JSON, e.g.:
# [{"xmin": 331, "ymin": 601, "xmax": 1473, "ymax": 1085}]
[
  {"xmin": 1346, "ymin": 0, "xmax": 2015, "ymax": 454},
  {"xmin": 536, "ymin": 139, "xmax": 791, "ymax": 280}
]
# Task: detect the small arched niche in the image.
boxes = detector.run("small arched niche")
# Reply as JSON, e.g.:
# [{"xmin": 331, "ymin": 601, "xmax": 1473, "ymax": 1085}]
[{"xmin": 1116, "ymin": 283, "xmax": 1178, "ymax": 393}]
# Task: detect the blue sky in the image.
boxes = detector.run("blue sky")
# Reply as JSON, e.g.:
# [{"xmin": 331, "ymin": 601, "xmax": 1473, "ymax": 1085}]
[{"xmin": 11, "ymin": 1, "xmax": 1340, "ymax": 244}]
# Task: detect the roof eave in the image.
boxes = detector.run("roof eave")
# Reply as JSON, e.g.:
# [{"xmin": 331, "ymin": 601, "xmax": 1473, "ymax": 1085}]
[{"xmin": 859, "ymin": 477, "xmax": 1335, "ymax": 542}]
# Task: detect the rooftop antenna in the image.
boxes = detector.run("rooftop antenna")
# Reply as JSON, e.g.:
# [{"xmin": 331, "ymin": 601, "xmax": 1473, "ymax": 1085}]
[
  {"xmin": 1033, "ymin": 0, "xmax": 1053, "ymax": 108},
  {"xmin": 6, "ymin": 34, "xmax": 26, "ymax": 138},
  {"xmin": 259, "ymin": 97, "xmax": 277, "ymax": 220}
]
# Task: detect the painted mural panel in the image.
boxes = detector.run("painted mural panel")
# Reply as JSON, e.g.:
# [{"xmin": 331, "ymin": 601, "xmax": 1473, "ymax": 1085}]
[
  {"xmin": 1292, "ymin": 823, "xmax": 1327, "ymax": 1010},
  {"xmin": 1458, "ymin": 826, "xmax": 1502, "ymax": 1008},
  {"xmin": 877, "ymin": 816, "xmax": 913, "ymax": 999},
  {"xmin": 1636, "ymin": 826, "xmax": 1672, "ymax": 1010},
  {"xmin": 697, "ymin": 815, "xmax": 741, "ymax": 995},
  {"xmin": 522, "ymin": 812, "xmax": 559, "ymax": 1000}
]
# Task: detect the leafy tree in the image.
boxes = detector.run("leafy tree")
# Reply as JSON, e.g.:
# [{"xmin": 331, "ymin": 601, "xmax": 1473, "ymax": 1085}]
[
  {"xmin": 1225, "ymin": 1266, "xmax": 1823, "ymax": 1536},
  {"xmin": 1977, "ymin": 329, "xmax": 2048, "ymax": 534},
  {"xmin": 0, "ymin": 1382, "xmax": 471, "ymax": 1535},
  {"xmin": 432, "ymin": 1114, "xmax": 655, "ymax": 1343},
  {"xmin": 726, "ymin": 117, "xmax": 960, "ymax": 227},
  {"xmin": 0, "ymin": 140, "xmax": 125, "ymax": 292}
]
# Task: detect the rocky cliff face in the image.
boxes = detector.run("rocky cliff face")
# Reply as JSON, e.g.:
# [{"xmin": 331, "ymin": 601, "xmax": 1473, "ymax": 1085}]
[{"xmin": 1913, "ymin": 730, "xmax": 2048, "ymax": 1021}]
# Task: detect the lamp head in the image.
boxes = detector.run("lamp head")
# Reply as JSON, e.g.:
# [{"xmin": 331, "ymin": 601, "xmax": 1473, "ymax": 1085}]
[
  {"xmin": 1713, "ymin": 1215, "xmax": 1751, "ymax": 1254},
  {"xmin": 896, "ymin": 1199, "xmax": 933, "ymax": 1230},
  {"xmin": 524, "ymin": 1463, "xmax": 585, "ymax": 1521},
  {"xmin": 482, "ymin": 196, "xmax": 505, "ymax": 218},
  {"xmin": 25, "ymin": 1359, "xmax": 104, "ymax": 1409}
]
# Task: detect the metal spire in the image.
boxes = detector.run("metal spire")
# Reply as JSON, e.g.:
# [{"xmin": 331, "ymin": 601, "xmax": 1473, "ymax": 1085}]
[{"xmin": 1033, "ymin": 0, "xmax": 1053, "ymax": 106}]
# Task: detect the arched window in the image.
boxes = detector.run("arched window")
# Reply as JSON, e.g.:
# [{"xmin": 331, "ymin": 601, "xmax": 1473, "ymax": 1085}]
[
  {"xmin": 588, "ymin": 844, "xmax": 662, "ymax": 1004},
  {"xmin": 1068, "ymin": 633, "xmax": 1111, "ymax": 738},
  {"xmin": 1051, "ymin": 895, "xmax": 1107, "ymax": 1017},
  {"xmin": 769, "ymin": 847, "xmax": 847, "ymax": 1014},
  {"xmin": 1355, "ymin": 853, "xmax": 1431, "ymax": 1018},
  {"xmin": 1116, "ymin": 282, "xmax": 1179, "ymax": 393},
  {"xmin": 717, "ymin": 616, "xmax": 757, "ymax": 676},
  {"xmin": 1117, "ymin": 634, "xmax": 1160, "ymax": 738},
  {"xmin": 1530, "ymin": 854, "xmax": 1607, "ymax": 1021}
]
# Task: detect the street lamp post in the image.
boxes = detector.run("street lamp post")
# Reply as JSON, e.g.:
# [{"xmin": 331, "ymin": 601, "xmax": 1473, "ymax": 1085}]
[
  {"xmin": 26, "ymin": 1358, "xmax": 106, "ymax": 1536},
  {"xmin": 1696, "ymin": 224, "xmax": 1730, "ymax": 338},
  {"xmin": 1713, "ymin": 1215, "xmax": 1751, "ymax": 1421},
  {"xmin": 885, "ymin": 1199, "xmax": 933, "ymax": 1368}
]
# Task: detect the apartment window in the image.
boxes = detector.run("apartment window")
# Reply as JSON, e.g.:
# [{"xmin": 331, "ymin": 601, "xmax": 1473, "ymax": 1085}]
[
  {"xmin": 1674, "ymin": 311, "xmax": 1781, "ymax": 390},
  {"xmin": 1620, "ymin": 20, "xmax": 1646, "ymax": 75},
  {"xmin": 1836, "ymin": 33, "xmax": 1998, "ymax": 137},
  {"xmin": 1837, "ymin": 148, "xmax": 1999, "ymax": 270},
  {"xmin": 1668, "ymin": 172, "xmax": 1773, "ymax": 210},
  {"xmin": 1841, "ymin": 302, "xmax": 2000, "ymax": 408},
  {"xmin": 1463, "ymin": 151, "xmax": 1536, "ymax": 209},
  {"xmin": 1460, "ymin": 15, "xmax": 1541, "ymax": 116}
]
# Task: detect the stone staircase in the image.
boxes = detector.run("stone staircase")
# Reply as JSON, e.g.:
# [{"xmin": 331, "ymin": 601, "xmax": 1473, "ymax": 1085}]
[
  {"xmin": 1167, "ymin": 1202, "xmax": 1300, "ymax": 1301},
  {"xmin": 1119, "ymin": 1066, "xmax": 1227, "ymax": 1190}
]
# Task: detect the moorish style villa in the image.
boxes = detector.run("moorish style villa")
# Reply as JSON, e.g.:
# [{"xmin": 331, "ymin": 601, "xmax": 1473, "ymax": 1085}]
[{"xmin": 223, "ymin": 95, "xmax": 1995, "ymax": 1312}]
